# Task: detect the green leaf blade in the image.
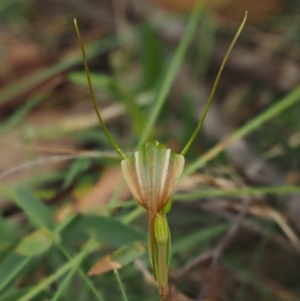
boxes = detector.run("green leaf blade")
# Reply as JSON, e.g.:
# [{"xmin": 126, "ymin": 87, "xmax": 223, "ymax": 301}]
[
  {"xmin": 13, "ymin": 187, "xmax": 55, "ymax": 230},
  {"xmin": 15, "ymin": 229, "xmax": 53, "ymax": 257},
  {"xmin": 88, "ymin": 241, "xmax": 146, "ymax": 276},
  {"xmin": 0, "ymin": 253, "xmax": 31, "ymax": 293},
  {"xmin": 61, "ymin": 215, "xmax": 146, "ymax": 247},
  {"xmin": 137, "ymin": 3, "xmax": 206, "ymax": 148}
]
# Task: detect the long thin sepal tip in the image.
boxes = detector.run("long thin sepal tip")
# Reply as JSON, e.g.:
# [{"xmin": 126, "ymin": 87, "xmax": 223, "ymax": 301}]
[
  {"xmin": 74, "ymin": 19, "xmax": 127, "ymax": 159},
  {"xmin": 180, "ymin": 12, "xmax": 247, "ymax": 156}
]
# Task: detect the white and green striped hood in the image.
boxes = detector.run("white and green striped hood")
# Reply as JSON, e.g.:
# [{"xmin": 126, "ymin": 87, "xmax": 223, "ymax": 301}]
[{"xmin": 121, "ymin": 141, "xmax": 184, "ymax": 215}]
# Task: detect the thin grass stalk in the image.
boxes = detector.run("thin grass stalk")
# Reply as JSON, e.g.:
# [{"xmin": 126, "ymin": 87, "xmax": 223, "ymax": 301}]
[
  {"xmin": 114, "ymin": 269, "xmax": 129, "ymax": 301},
  {"xmin": 183, "ymin": 85, "xmax": 300, "ymax": 177},
  {"xmin": 137, "ymin": 3, "xmax": 205, "ymax": 148},
  {"xmin": 0, "ymin": 257, "xmax": 31, "ymax": 293},
  {"xmin": 16, "ymin": 238, "xmax": 99, "ymax": 301},
  {"xmin": 57, "ymin": 244, "xmax": 105, "ymax": 301},
  {"xmin": 50, "ymin": 267, "xmax": 77, "ymax": 301}
]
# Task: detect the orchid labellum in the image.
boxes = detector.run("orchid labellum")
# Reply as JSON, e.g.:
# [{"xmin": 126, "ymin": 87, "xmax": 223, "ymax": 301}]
[{"xmin": 74, "ymin": 11, "xmax": 247, "ymax": 301}]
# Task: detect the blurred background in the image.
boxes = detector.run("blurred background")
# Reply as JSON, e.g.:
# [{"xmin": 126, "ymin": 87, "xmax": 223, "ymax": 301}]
[{"xmin": 0, "ymin": 0, "xmax": 300, "ymax": 300}]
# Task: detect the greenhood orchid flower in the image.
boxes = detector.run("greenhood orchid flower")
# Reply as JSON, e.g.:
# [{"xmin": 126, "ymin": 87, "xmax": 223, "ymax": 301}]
[
  {"xmin": 121, "ymin": 141, "xmax": 184, "ymax": 299},
  {"xmin": 74, "ymin": 11, "xmax": 247, "ymax": 301},
  {"xmin": 121, "ymin": 141, "xmax": 184, "ymax": 219}
]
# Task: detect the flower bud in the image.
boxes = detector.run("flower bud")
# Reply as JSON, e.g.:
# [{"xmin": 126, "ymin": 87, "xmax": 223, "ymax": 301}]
[{"xmin": 154, "ymin": 214, "xmax": 169, "ymax": 245}]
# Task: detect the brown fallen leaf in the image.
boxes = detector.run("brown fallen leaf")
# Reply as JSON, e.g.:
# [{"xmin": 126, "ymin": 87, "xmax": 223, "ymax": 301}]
[
  {"xmin": 89, "ymin": 257, "xmax": 122, "ymax": 275},
  {"xmin": 88, "ymin": 242, "xmax": 146, "ymax": 276},
  {"xmin": 75, "ymin": 166, "xmax": 130, "ymax": 214}
]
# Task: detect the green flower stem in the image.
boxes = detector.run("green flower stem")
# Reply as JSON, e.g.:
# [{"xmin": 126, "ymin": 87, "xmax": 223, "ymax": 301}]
[{"xmin": 153, "ymin": 211, "xmax": 171, "ymax": 301}]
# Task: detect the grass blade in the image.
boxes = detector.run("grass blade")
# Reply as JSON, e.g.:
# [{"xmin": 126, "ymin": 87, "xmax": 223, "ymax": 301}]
[
  {"xmin": 57, "ymin": 244, "xmax": 104, "ymax": 301},
  {"xmin": 175, "ymin": 185, "xmax": 300, "ymax": 200},
  {"xmin": 13, "ymin": 186, "xmax": 55, "ymax": 230},
  {"xmin": 0, "ymin": 37, "xmax": 117, "ymax": 106},
  {"xmin": 15, "ymin": 229, "xmax": 53, "ymax": 257},
  {"xmin": 0, "ymin": 253, "xmax": 31, "ymax": 293},
  {"xmin": 114, "ymin": 270, "xmax": 128, "ymax": 301},
  {"xmin": 16, "ymin": 238, "xmax": 98, "ymax": 301},
  {"xmin": 0, "ymin": 94, "xmax": 45, "ymax": 137},
  {"xmin": 183, "ymin": 85, "xmax": 300, "ymax": 177},
  {"xmin": 88, "ymin": 241, "xmax": 146, "ymax": 276},
  {"xmin": 137, "ymin": 3, "xmax": 205, "ymax": 148},
  {"xmin": 61, "ymin": 215, "xmax": 145, "ymax": 247},
  {"xmin": 50, "ymin": 267, "xmax": 76, "ymax": 301}
]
